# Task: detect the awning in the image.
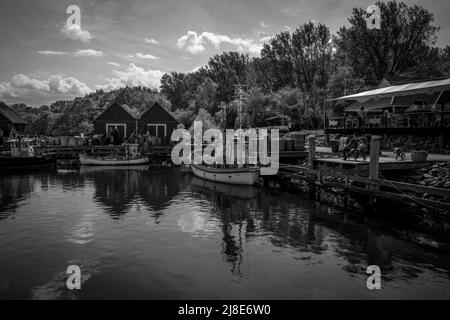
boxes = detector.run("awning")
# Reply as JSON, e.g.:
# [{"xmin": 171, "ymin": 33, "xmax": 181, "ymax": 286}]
[
  {"xmin": 332, "ymin": 78, "xmax": 450, "ymax": 102},
  {"xmin": 344, "ymin": 96, "xmax": 393, "ymax": 112}
]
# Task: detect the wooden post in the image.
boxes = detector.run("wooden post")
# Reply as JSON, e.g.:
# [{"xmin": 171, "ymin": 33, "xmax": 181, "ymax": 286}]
[
  {"xmin": 308, "ymin": 135, "xmax": 317, "ymax": 199},
  {"xmin": 308, "ymin": 135, "xmax": 316, "ymax": 169},
  {"xmin": 369, "ymin": 136, "xmax": 381, "ymax": 180},
  {"xmin": 368, "ymin": 135, "xmax": 381, "ymax": 207}
]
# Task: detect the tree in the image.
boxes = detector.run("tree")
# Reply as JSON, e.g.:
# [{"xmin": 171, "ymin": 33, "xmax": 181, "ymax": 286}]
[
  {"xmin": 206, "ymin": 52, "xmax": 251, "ymax": 103},
  {"xmin": 337, "ymin": 1, "xmax": 439, "ymax": 80},
  {"xmin": 160, "ymin": 72, "xmax": 190, "ymax": 111},
  {"xmin": 195, "ymin": 77, "xmax": 218, "ymax": 115},
  {"xmin": 291, "ymin": 22, "xmax": 332, "ymax": 93},
  {"xmin": 259, "ymin": 31, "xmax": 295, "ymax": 91}
]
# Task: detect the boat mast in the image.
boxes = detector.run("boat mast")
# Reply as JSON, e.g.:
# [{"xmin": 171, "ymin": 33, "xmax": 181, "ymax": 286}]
[{"xmin": 234, "ymin": 84, "xmax": 248, "ymax": 130}]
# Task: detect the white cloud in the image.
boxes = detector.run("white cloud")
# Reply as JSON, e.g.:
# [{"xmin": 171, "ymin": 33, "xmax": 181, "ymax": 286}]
[
  {"xmin": 190, "ymin": 65, "xmax": 202, "ymax": 73},
  {"xmin": 38, "ymin": 50, "xmax": 66, "ymax": 55},
  {"xmin": 11, "ymin": 74, "xmax": 49, "ymax": 91},
  {"xmin": 74, "ymin": 49, "xmax": 104, "ymax": 57},
  {"xmin": 136, "ymin": 53, "xmax": 159, "ymax": 60},
  {"xmin": 108, "ymin": 62, "xmax": 120, "ymax": 67},
  {"xmin": 177, "ymin": 31, "xmax": 262, "ymax": 55},
  {"xmin": 96, "ymin": 63, "xmax": 163, "ymax": 91},
  {"xmin": 48, "ymin": 75, "xmax": 91, "ymax": 95},
  {"xmin": 0, "ymin": 73, "xmax": 92, "ymax": 105},
  {"xmin": 38, "ymin": 49, "xmax": 103, "ymax": 58},
  {"xmin": 259, "ymin": 36, "xmax": 273, "ymax": 43},
  {"xmin": 145, "ymin": 38, "xmax": 158, "ymax": 44},
  {"xmin": 0, "ymin": 82, "xmax": 17, "ymax": 98},
  {"xmin": 61, "ymin": 25, "xmax": 93, "ymax": 42}
]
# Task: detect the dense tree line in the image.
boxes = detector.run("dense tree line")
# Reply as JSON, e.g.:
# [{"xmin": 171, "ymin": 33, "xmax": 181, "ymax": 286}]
[
  {"xmin": 161, "ymin": 1, "xmax": 450, "ymax": 131},
  {"xmin": 12, "ymin": 1, "xmax": 450, "ymax": 135}
]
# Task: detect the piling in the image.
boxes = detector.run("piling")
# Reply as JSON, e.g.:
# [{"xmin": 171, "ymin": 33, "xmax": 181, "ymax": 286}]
[
  {"xmin": 308, "ymin": 135, "xmax": 317, "ymax": 199},
  {"xmin": 368, "ymin": 135, "xmax": 381, "ymax": 207}
]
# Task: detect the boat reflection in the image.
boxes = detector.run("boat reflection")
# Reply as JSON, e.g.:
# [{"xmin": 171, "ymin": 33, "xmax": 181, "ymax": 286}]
[{"xmin": 190, "ymin": 176, "xmax": 260, "ymax": 200}]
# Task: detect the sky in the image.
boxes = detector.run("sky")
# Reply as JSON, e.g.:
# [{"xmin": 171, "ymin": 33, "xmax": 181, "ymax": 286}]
[{"xmin": 1, "ymin": 0, "xmax": 450, "ymax": 106}]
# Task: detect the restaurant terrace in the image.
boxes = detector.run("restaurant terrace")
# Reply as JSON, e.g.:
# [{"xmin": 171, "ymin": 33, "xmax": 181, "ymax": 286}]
[{"xmin": 326, "ymin": 77, "xmax": 450, "ymax": 134}]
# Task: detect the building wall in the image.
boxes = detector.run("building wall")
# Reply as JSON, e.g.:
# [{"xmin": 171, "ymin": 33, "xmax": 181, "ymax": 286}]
[
  {"xmin": 138, "ymin": 104, "xmax": 178, "ymax": 138},
  {"xmin": 93, "ymin": 103, "xmax": 137, "ymax": 138},
  {"xmin": 0, "ymin": 117, "xmax": 26, "ymax": 137}
]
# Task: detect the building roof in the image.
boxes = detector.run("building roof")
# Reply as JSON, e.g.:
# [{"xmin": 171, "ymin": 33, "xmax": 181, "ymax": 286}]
[
  {"xmin": 93, "ymin": 101, "xmax": 138, "ymax": 122},
  {"xmin": 379, "ymin": 75, "xmax": 449, "ymax": 88},
  {"xmin": 0, "ymin": 101, "xmax": 28, "ymax": 124},
  {"xmin": 140, "ymin": 102, "xmax": 178, "ymax": 122},
  {"xmin": 333, "ymin": 78, "xmax": 450, "ymax": 103}
]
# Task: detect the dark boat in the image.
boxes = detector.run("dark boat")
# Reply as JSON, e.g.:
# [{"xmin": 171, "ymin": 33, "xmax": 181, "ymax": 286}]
[
  {"xmin": 0, "ymin": 140, "xmax": 56, "ymax": 172},
  {"xmin": 0, "ymin": 154, "xmax": 56, "ymax": 171}
]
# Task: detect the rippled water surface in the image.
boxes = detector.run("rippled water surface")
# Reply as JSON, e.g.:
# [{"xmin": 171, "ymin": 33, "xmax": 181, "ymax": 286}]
[{"xmin": 1, "ymin": 167, "xmax": 450, "ymax": 299}]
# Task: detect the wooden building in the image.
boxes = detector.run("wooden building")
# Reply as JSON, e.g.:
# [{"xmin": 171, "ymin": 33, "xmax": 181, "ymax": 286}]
[
  {"xmin": 0, "ymin": 101, "xmax": 27, "ymax": 137},
  {"xmin": 139, "ymin": 103, "xmax": 179, "ymax": 142},
  {"xmin": 93, "ymin": 101, "xmax": 137, "ymax": 140}
]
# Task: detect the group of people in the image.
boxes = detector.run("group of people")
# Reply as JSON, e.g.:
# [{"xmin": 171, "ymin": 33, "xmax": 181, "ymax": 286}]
[
  {"xmin": 337, "ymin": 133, "xmax": 372, "ymax": 161},
  {"xmin": 106, "ymin": 126, "xmax": 123, "ymax": 145}
]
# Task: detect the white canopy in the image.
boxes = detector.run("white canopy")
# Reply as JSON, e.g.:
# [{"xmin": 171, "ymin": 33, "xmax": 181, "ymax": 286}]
[{"xmin": 333, "ymin": 78, "xmax": 450, "ymax": 102}]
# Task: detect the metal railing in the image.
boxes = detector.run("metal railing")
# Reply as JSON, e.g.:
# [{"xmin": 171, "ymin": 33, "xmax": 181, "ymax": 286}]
[{"xmin": 327, "ymin": 112, "xmax": 450, "ymax": 130}]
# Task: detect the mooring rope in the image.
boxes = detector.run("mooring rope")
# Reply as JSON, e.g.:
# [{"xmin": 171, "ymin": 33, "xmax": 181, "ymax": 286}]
[{"xmin": 378, "ymin": 172, "xmax": 448, "ymax": 213}]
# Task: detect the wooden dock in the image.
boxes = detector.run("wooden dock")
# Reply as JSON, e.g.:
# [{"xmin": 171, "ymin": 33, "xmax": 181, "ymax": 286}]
[
  {"xmin": 313, "ymin": 157, "xmax": 431, "ymax": 175},
  {"xmin": 266, "ymin": 135, "xmax": 450, "ymax": 215}
]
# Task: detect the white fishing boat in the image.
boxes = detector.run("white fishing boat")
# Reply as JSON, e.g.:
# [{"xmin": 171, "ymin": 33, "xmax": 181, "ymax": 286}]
[
  {"xmin": 79, "ymin": 154, "xmax": 148, "ymax": 166},
  {"xmin": 191, "ymin": 163, "xmax": 260, "ymax": 186},
  {"xmin": 79, "ymin": 144, "xmax": 148, "ymax": 166}
]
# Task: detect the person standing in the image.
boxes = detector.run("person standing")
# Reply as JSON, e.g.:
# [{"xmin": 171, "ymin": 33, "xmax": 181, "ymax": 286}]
[
  {"xmin": 357, "ymin": 106, "xmax": 366, "ymax": 128},
  {"xmin": 113, "ymin": 126, "xmax": 122, "ymax": 145}
]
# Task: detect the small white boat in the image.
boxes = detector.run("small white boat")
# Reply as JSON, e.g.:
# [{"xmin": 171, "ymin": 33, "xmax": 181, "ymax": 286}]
[
  {"xmin": 79, "ymin": 154, "xmax": 148, "ymax": 166},
  {"xmin": 191, "ymin": 163, "xmax": 260, "ymax": 186}
]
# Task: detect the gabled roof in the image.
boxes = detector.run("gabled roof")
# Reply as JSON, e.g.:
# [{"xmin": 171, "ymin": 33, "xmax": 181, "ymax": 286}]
[
  {"xmin": 93, "ymin": 101, "xmax": 138, "ymax": 122},
  {"xmin": 140, "ymin": 102, "xmax": 178, "ymax": 122},
  {"xmin": 0, "ymin": 101, "xmax": 28, "ymax": 124}
]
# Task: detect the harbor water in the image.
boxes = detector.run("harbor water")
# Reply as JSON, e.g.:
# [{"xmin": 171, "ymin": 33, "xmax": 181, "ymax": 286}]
[{"xmin": 1, "ymin": 167, "xmax": 450, "ymax": 299}]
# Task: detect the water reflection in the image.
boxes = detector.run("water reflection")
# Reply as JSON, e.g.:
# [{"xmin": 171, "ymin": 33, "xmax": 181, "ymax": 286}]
[
  {"xmin": 79, "ymin": 166, "xmax": 180, "ymax": 219},
  {"xmin": 0, "ymin": 174, "xmax": 40, "ymax": 221},
  {"xmin": 0, "ymin": 168, "xmax": 450, "ymax": 299}
]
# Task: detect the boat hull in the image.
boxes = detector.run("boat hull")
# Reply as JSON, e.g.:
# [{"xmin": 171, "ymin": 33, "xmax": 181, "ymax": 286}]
[
  {"xmin": 0, "ymin": 154, "xmax": 56, "ymax": 171},
  {"xmin": 191, "ymin": 164, "xmax": 260, "ymax": 186},
  {"xmin": 79, "ymin": 155, "xmax": 149, "ymax": 166}
]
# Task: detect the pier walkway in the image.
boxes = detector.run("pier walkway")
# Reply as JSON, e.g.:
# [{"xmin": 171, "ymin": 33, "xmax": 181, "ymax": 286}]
[{"xmin": 316, "ymin": 146, "xmax": 450, "ymax": 162}]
